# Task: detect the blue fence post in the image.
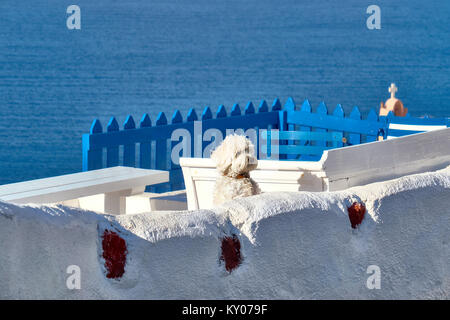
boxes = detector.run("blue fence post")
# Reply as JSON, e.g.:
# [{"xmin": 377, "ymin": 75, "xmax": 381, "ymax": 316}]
[
  {"xmin": 284, "ymin": 97, "xmax": 295, "ymax": 130},
  {"xmin": 201, "ymin": 106, "xmax": 213, "ymax": 120},
  {"xmin": 299, "ymin": 99, "xmax": 312, "ymax": 150},
  {"xmin": 258, "ymin": 100, "xmax": 268, "ymax": 113},
  {"xmin": 82, "ymin": 119, "xmax": 103, "ymax": 171},
  {"xmin": 170, "ymin": 109, "xmax": 184, "ymax": 191},
  {"xmin": 216, "ymin": 104, "xmax": 228, "ymax": 139},
  {"xmin": 187, "ymin": 108, "xmax": 198, "ymax": 122},
  {"xmin": 271, "ymin": 98, "xmax": 282, "ymax": 112},
  {"xmin": 284, "ymin": 97, "xmax": 296, "ymax": 160},
  {"xmin": 230, "ymin": 103, "xmax": 241, "ymax": 116},
  {"xmin": 106, "ymin": 117, "xmax": 119, "ymax": 167},
  {"xmin": 315, "ymin": 101, "xmax": 328, "ymax": 149},
  {"xmin": 216, "ymin": 105, "xmax": 227, "ymax": 118},
  {"xmin": 244, "ymin": 101, "xmax": 256, "ymax": 144},
  {"xmin": 278, "ymin": 109, "xmax": 287, "ymax": 161},
  {"xmin": 201, "ymin": 106, "xmax": 212, "ymax": 154},
  {"xmin": 186, "ymin": 107, "xmax": 198, "ymax": 162},
  {"xmin": 332, "ymin": 104, "xmax": 344, "ymax": 148},
  {"xmin": 349, "ymin": 106, "xmax": 362, "ymax": 145},
  {"xmin": 123, "ymin": 115, "xmax": 136, "ymax": 167},
  {"xmin": 244, "ymin": 101, "xmax": 255, "ymax": 115},
  {"xmin": 268, "ymin": 98, "xmax": 282, "ymax": 158},
  {"xmin": 366, "ymin": 109, "xmax": 379, "ymax": 142},
  {"xmin": 139, "ymin": 114, "xmax": 152, "ymax": 169},
  {"xmin": 278, "ymin": 108, "xmax": 287, "ymax": 129},
  {"xmin": 154, "ymin": 112, "xmax": 168, "ymax": 192},
  {"xmin": 256, "ymin": 100, "xmax": 269, "ymax": 158},
  {"xmin": 383, "ymin": 111, "xmax": 397, "ymax": 139}
]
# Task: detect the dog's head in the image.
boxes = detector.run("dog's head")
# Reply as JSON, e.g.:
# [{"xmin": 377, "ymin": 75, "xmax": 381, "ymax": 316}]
[{"xmin": 211, "ymin": 134, "xmax": 258, "ymax": 177}]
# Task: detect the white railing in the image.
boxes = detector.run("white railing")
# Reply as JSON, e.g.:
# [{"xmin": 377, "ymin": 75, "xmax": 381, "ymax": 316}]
[{"xmin": 181, "ymin": 128, "xmax": 450, "ymax": 210}]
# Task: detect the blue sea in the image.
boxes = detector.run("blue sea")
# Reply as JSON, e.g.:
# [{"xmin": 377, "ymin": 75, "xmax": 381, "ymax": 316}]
[{"xmin": 0, "ymin": 0, "xmax": 449, "ymax": 185}]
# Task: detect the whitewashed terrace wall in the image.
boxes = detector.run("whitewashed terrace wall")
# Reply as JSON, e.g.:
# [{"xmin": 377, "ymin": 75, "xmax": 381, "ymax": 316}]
[{"xmin": 1, "ymin": 166, "xmax": 449, "ymax": 299}]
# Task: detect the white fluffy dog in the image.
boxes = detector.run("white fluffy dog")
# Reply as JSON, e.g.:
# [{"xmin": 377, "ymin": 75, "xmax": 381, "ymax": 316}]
[{"xmin": 211, "ymin": 134, "xmax": 261, "ymax": 206}]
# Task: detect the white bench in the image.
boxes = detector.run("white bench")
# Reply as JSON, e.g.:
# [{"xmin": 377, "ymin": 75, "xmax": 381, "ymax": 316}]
[{"xmin": 0, "ymin": 166, "xmax": 169, "ymax": 215}]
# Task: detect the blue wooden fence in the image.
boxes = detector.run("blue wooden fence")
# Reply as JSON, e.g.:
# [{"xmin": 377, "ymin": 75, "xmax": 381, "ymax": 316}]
[
  {"xmin": 275, "ymin": 98, "xmax": 387, "ymax": 160},
  {"xmin": 82, "ymin": 99, "xmax": 282, "ymax": 192},
  {"xmin": 82, "ymin": 96, "xmax": 447, "ymax": 192}
]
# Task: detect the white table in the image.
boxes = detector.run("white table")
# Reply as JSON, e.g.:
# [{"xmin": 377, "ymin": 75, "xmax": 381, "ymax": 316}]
[{"xmin": 0, "ymin": 166, "xmax": 169, "ymax": 214}]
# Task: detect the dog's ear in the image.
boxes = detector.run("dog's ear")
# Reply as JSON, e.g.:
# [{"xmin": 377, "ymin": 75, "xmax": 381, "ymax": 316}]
[{"xmin": 211, "ymin": 142, "xmax": 232, "ymax": 174}]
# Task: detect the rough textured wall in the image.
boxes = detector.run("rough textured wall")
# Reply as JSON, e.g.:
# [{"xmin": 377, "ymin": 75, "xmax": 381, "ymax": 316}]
[{"xmin": 1, "ymin": 166, "xmax": 449, "ymax": 299}]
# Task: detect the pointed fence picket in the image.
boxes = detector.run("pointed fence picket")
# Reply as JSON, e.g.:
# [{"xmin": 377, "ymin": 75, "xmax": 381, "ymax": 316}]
[
  {"xmin": 315, "ymin": 102, "xmax": 329, "ymax": 151},
  {"xmin": 299, "ymin": 100, "xmax": 312, "ymax": 148},
  {"xmin": 331, "ymin": 104, "xmax": 344, "ymax": 149},
  {"xmin": 139, "ymin": 114, "xmax": 152, "ymax": 170},
  {"xmin": 106, "ymin": 117, "xmax": 119, "ymax": 167},
  {"xmin": 349, "ymin": 106, "xmax": 362, "ymax": 145},
  {"xmin": 82, "ymin": 119, "xmax": 103, "ymax": 171},
  {"xmin": 123, "ymin": 115, "xmax": 136, "ymax": 167}
]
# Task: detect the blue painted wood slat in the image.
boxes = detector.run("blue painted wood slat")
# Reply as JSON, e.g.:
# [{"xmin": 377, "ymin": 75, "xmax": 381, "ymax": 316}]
[
  {"xmin": 366, "ymin": 109, "xmax": 379, "ymax": 142},
  {"xmin": 170, "ymin": 109, "xmax": 185, "ymax": 190},
  {"xmin": 106, "ymin": 117, "xmax": 119, "ymax": 167},
  {"xmin": 315, "ymin": 102, "xmax": 329, "ymax": 149},
  {"xmin": 123, "ymin": 115, "xmax": 136, "ymax": 167},
  {"xmin": 139, "ymin": 114, "xmax": 152, "ymax": 169},
  {"xmin": 331, "ymin": 104, "xmax": 344, "ymax": 148},
  {"xmin": 349, "ymin": 106, "xmax": 362, "ymax": 145},
  {"xmin": 298, "ymin": 100, "xmax": 312, "ymax": 148},
  {"xmin": 83, "ymin": 119, "xmax": 103, "ymax": 171},
  {"xmin": 155, "ymin": 112, "xmax": 168, "ymax": 192}
]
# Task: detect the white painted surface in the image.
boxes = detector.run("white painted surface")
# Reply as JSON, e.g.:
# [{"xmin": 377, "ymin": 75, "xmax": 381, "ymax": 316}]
[
  {"xmin": 0, "ymin": 166, "xmax": 169, "ymax": 215},
  {"xmin": 126, "ymin": 190, "xmax": 187, "ymax": 214},
  {"xmin": 323, "ymin": 128, "xmax": 450, "ymax": 190},
  {"xmin": 386, "ymin": 121, "xmax": 448, "ymax": 139},
  {"xmin": 1, "ymin": 166, "xmax": 449, "ymax": 299},
  {"xmin": 180, "ymin": 157, "xmax": 325, "ymax": 210},
  {"xmin": 388, "ymin": 123, "xmax": 447, "ymax": 131},
  {"xmin": 180, "ymin": 128, "xmax": 450, "ymax": 210}
]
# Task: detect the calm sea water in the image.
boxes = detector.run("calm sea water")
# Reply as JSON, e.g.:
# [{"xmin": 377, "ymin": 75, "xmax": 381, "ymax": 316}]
[{"xmin": 0, "ymin": 0, "xmax": 449, "ymax": 184}]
